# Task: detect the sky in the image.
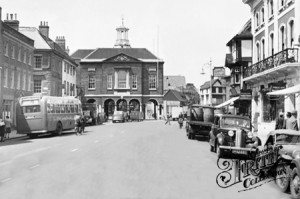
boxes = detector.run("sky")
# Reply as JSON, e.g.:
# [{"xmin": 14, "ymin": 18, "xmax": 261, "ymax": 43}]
[{"xmin": 1, "ymin": 0, "xmax": 251, "ymax": 89}]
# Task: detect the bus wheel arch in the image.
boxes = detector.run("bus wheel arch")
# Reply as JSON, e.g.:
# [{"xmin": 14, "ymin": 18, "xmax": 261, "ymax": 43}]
[{"xmin": 55, "ymin": 122, "xmax": 63, "ymax": 136}]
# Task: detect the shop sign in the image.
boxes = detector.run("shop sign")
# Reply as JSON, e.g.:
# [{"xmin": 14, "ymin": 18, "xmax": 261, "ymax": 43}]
[
  {"xmin": 213, "ymin": 67, "xmax": 225, "ymax": 77},
  {"xmin": 269, "ymin": 82, "xmax": 286, "ymax": 91},
  {"xmin": 240, "ymin": 89, "xmax": 252, "ymax": 100}
]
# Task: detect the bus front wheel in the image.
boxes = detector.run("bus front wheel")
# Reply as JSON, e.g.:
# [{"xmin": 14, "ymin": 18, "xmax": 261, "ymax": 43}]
[{"xmin": 56, "ymin": 122, "xmax": 63, "ymax": 136}]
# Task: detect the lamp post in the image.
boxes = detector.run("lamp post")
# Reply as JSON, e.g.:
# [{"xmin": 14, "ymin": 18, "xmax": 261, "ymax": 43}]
[{"xmin": 201, "ymin": 59, "xmax": 213, "ymax": 106}]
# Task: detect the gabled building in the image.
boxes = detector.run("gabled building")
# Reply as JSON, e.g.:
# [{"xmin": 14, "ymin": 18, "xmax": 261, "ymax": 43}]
[
  {"xmin": 0, "ymin": 10, "xmax": 34, "ymax": 125},
  {"xmin": 242, "ymin": 0, "xmax": 300, "ymax": 132},
  {"xmin": 71, "ymin": 21, "xmax": 164, "ymax": 119},
  {"xmin": 200, "ymin": 79, "xmax": 226, "ymax": 106},
  {"xmin": 19, "ymin": 22, "xmax": 77, "ymax": 97},
  {"xmin": 221, "ymin": 19, "xmax": 253, "ymax": 115}
]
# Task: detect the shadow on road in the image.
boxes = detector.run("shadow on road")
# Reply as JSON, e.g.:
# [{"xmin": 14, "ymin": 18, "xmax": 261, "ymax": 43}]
[{"xmin": 0, "ymin": 137, "xmax": 32, "ymax": 147}]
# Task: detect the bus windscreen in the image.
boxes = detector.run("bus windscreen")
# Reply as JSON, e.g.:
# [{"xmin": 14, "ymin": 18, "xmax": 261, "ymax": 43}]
[{"xmin": 22, "ymin": 105, "xmax": 41, "ymax": 113}]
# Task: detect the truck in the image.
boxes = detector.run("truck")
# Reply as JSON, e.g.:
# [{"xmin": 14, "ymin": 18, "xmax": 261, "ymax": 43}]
[{"xmin": 185, "ymin": 105, "xmax": 215, "ymax": 140}]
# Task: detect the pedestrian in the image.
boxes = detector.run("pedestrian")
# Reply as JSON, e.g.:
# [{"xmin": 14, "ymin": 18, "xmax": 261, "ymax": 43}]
[
  {"xmin": 284, "ymin": 111, "xmax": 298, "ymax": 131},
  {"xmin": 165, "ymin": 112, "xmax": 171, "ymax": 125},
  {"xmin": 275, "ymin": 112, "xmax": 284, "ymax": 130},
  {"xmin": 80, "ymin": 115, "xmax": 86, "ymax": 133},
  {"xmin": 4, "ymin": 116, "xmax": 12, "ymax": 139},
  {"xmin": 0, "ymin": 117, "xmax": 6, "ymax": 142}
]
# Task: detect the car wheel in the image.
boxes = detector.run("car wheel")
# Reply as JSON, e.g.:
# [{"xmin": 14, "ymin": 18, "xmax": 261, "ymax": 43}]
[
  {"xmin": 216, "ymin": 143, "xmax": 223, "ymax": 158},
  {"xmin": 56, "ymin": 122, "xmax": 63, "ymax": 136},
  {"xmin": 276, "ymin": 164, "xmax": 290, "ymax": 193},
  {"xmin": 290, "ymin": 168, "xmax": 300, "ymax": 198}
]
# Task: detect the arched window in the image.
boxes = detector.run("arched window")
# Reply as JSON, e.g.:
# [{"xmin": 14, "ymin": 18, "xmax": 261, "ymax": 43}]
[
  {"xmin": 256, "ymin": 42, "xmax": 260, "ymax": 62},
  {"xmin": 269, "ymin": 33, "xmax": 274, "ymax": 55},
  {"xmin": 256, "ymin": 12, "xmax": 260, "ymax": 27},
  {"xmin": 288, "ymin": 20, "xmax": 294, "ymax": 47},
  {"xmin": 261, "ymin": 8, "xmax": 265, "ymax": 23},
  {"xmin": 279, "ymin": 25, "xmax": 285, "ymax": 50},
  {"xmin": 269, "ymin": 0, "xmax": 274, "ymax": 16},
  {"xmin": 262, "ymin": 38, "xmax": 265, "ymax": 59}
]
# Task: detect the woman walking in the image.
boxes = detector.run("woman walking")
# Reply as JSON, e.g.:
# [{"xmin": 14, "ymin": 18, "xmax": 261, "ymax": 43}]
[
  {"xmin": 4, "ymin": 116, "xmax": 12, "ymax": 139},
  {"xmin": 0, "ymin": 117, "xmax": 6, "ymax": 142}
]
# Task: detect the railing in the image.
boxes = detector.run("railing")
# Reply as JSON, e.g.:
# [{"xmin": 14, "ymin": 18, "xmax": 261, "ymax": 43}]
[{"xmin": 243, "ymin": 48, "xmax": 299, "ymax": 78}]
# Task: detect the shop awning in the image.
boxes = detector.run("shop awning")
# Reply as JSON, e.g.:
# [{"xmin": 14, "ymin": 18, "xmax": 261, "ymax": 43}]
[
  {"xmin": 267, "ymin": 84, "xmax": 300, "ymax": 96},
  {"xmin": 215, "ymin": 96, "xmax": 240, "ymax": 108}
]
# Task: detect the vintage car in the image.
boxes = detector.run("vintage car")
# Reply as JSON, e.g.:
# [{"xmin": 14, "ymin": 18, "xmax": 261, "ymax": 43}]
[
  {"xmin": 261, "ymin": 129, "xmax": 300, "ymax": 198},
  {"xmin": 112, "ymin": 111, "xmax": 125, "ymax": 123},
  {"xmin": 209, "ymin": 114, "xmax": 260, "ymax": 160}
]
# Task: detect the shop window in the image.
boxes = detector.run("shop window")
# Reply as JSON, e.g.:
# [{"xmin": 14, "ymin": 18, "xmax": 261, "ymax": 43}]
[{"xmin": 263, "ymin": 95, "xmax": 284, "ymax": 122}]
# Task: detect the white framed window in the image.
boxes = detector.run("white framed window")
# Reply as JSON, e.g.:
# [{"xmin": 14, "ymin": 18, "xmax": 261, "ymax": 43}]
[
  {"xmin": 269, "ymin": 32, "xmax": 274, "ymax": 55},
  {"xmin": 22, "ymin": 71, "xmax": 26, "ymax": 90},
  {"xmin": 149, "ymin": 75, "xmax": 157, "ymax": 89},
  {"xmin": 11, "ymin": 70, "xmax": 14, "ymax": 89},
  {"xmin": 279, "ymin": 25, "xmax": 286, "ymax": 50},
  {"xmin": 17, "ymin": 71, "xmax": 21, "ymax": 89},
  {"xmin": 118, "ymin": 71, "xmax": 127, "ymax": 88},
  {"xmin": 5, "ymin": 43, "xmax": 9, "ymax": 56},
  {"xmin": 261, "ymin": 8, "xmax": 264, "ymax": 23},
  {"xmin": 67, "ymin": 82, "xmax": 69, "ymax": 95},
  {"xmin": 34, "ymin": 55, "xmax": 42, "ymax": 69},
  {"xmin": 27, "ymin": 74, "xmax": 31, "ymax": 91},
  {"xmin": 34, "ymin": 79, "xmax": 42, "ymax": 93},
  {"xmin": 12, "ymin": 46, "xmax": 15, "ymax": 59},
  {"xmin": 64, "ymin": 81, "xmax": 66, "ymax": 95},
  {"xmin": 107, "ymin": 75, "xmax": 113, "ymax": 89},
  {"xmin": 23, "ymin": 50, "xmax": 27, "ymax": 64},
  {"xmin": 88, "ymin": 75, "xmax": 95, "ymax": 89},
  {"xmin": 18, "ymin": 48, "xmax": 21, "ymax": 61},
  {"xmin": 255, "ymin": 12, "xmax": 260, "ymax": 27},
  {"xmin": 256, "ymin": 42, "xmax": 260, "ymax": 62},
  {"xmin": 64, "ymin": 63, "xmax": 66, "ymax": 72},
  {"xmin": 28, "ymin": 54, "xmax": 32, "ymax": 66},
  {"xmin": 73, "ymin": 67, "xmax": 76, "ymax": 76},
  {"xmin": 132, "ymin": 75, "xmax": 137, "ymax": 89},
  {"xmin": 261, "ymin": 38, "xmax": 265, "ymax": 59},
  {"xmin": 3, "ymin": 68, "xmax": 8, "ymax": 87}
]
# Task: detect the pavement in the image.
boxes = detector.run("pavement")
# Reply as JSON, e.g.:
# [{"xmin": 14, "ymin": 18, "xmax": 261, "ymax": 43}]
[{"xmin": 2, "ymin": 128, "xmax": 25, "ymax": 141}]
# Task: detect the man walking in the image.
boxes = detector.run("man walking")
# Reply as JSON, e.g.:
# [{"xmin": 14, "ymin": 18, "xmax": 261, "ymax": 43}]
[
  {"xmin": 4, "ymin": 116, "xmax": 12, "ymax": 139},
  {"xmin": 284, "ymin": 111, "xmax": 298, "ymax": 131},
  {"xmin": 165, "ymin": 112, "xmax": 171, "ymax": 125}
]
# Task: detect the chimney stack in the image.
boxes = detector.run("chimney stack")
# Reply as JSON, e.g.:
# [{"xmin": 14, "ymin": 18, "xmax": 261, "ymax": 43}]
[
  {"xmin": 4, "ymin": 13, "xmax": 20, "ymax": 31},
  {"xmin": 39, "ymin": 21, "xmax": 49, "ymax": 38},
  {"xmin": 55, "ymin": 36, "xmax": 66, "ymax": 51}
]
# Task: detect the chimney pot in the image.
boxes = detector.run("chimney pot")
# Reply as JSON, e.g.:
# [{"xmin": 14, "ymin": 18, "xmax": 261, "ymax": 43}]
[
  {"xmin": 6, "ymin": 13, "xmax": 8, "ymax": 20},
  {"xmin": 15, "ymin": 14, "xmax": 17, "ymax": 20},
  {"xmin": 10, "ymin": 14, "xmax": 13, "ymax": 20}
]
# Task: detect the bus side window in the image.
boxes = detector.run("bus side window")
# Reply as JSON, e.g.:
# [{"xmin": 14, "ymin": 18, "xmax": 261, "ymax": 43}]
[
  {"xmin": 47, "ymin": 103, "xmax": 51, "ymax": 113},
  {"xmin": 66, "ymin": 105, "xmax": 71, "ymax": 113},
  {"xmin": 55, "ymin": 104, "xmax": 61, "ymax": 114},
  {"xmin": 74, "ymin": 104, "xmax": 78, "ymax": 113},
  {"xmin": 70, "ymin": 105, "xmax": 74, "ymax": 113},
  {"xmin": 61, "ymin": 104, "xmax": 65, "ymax": 113},
  {"xmin": 51, "ymin": 104, "xmax": 55, "ymax": 114}
]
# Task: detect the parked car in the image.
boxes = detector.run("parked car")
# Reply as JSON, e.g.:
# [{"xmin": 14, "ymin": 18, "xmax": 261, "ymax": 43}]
[
  {"xmin": 260, "ymin": 129, "xmax": 300, "ymax": 197},
  {"xmin": 209, "ymin": 114, "xmax": 260, "ymax": 160},
  {"xmin": 112, "ymin": 111, "xmax": 125, "ymax": 123}
]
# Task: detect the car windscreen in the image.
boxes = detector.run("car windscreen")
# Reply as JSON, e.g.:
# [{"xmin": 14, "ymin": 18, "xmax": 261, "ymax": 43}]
[
  {"xmin": 220, "ymin": 117, "xmax": 250, "ymax": 128},
  {"xmin": 22, "ymin": 105, "xmax": 41, "ymax": 113},
  {"xmin": 276, "ymin": 134, "xmax": 300, "ymax": 145}
]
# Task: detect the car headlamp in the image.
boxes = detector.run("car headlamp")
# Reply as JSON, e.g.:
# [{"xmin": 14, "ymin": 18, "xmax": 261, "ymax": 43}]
[
  {"xmin": 247, "ymin": 132, "xmax": 253, "ymax": 139},
  {"xmin": 228, "ymin": 130, "xmax": 234, "ymax": 137},
  {"xmin": 293, "ymin": 151, "xmax": 300, "ymax": 159}
]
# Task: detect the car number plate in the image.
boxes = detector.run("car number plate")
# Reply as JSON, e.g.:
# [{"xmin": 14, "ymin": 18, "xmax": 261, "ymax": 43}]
[{"xmin": 232, "ymin": 150, "xmax": 247, "ymax": 155}]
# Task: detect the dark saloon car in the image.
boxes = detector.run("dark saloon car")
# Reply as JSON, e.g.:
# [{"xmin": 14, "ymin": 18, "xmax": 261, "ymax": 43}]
[
  {"xmin": 209, "ymin": 114, "xmax": 260, "ymax": 160},
  {"xmin": 261, "ymin": 129, "xmax": 300, "ymax": 198}
]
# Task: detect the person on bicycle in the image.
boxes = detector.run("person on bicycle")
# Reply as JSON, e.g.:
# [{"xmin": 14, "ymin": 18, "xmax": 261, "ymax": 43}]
[{"xmin": 74, "ymin": 114, "xmax": 82, "ymax": 135}]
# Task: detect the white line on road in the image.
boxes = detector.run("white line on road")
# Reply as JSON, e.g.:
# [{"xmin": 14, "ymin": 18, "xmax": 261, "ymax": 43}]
[
  {"xmin": 29, "ymin": 164, "xmax": 40, "ymax": 169},
  {"xmin": 1, "ymin": 178, "xmax": 12, "ymax": 183},
  {"xmin": 71, "ymin": 149, "xmax": 78, "ymax": 152}
]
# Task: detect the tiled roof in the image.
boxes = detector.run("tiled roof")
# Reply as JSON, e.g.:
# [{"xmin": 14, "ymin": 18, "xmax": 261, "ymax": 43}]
[
  {"xmin": 164, "ymin": 75, "xmax": 186, "ymax": 91},
  {"xmin": 83, "ymin": 48, "xmax": 158, "ymax": 60},
  {"xmin": 19, "ymin": 27, "xmax": 51, "ymax": 49},
  {"xmin": 19, "ymin": 27, "xmax": 77, "ymax": 65},
  {"xmin": 200, "ymin": 81, "xmax": 211, "ymax": 89},
  {"xmin": 164, "ymin": 89, "xmax": 187, "ymax": 102},
  {"xmin": 71, "ymin": 49, "xmax": 94, "ymax": 59}
]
